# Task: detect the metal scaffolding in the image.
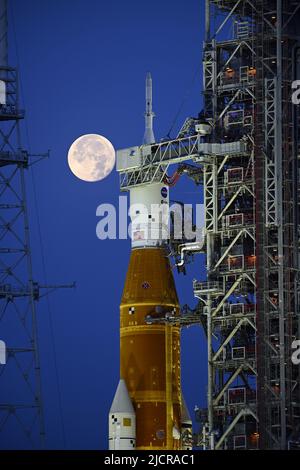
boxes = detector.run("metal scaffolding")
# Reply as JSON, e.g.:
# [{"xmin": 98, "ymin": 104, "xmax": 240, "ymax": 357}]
[
  {"xmin": 0, "ymin": 0, "xmax": 45, "ymax": 448},
  {"xmin": 194, "ymin": 0, "xmax": 300, "ymax": 450}
]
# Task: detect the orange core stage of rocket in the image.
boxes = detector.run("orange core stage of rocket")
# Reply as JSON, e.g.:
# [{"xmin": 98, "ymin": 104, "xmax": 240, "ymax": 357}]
[{"xmin": 120, "ymin": 247, "xmax": 181, "ymax": 450}]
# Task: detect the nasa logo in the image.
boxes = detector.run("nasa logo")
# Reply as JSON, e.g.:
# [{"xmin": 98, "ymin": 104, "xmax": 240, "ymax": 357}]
[{"xmin": 161, "ymin": 186, "xmax": 168, "ymax": 198}]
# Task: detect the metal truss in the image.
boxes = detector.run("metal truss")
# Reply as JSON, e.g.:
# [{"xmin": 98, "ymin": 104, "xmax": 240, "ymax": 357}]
[
  {"xmin": 0, "ymin": 66, "xmax": 73, "ymax": 447},
  {"xmin": 118, "ymin": 135, "xmax": 247, "ymax": 190},
  {"xmin": 254, "ymin": 0, "xmax": 300, "ymax": 449},
  {"xmin": 195, "ymin": 0, "xmax": 258, "ymax": 451},
  {"xmin": 0, "ymin": 3, "xmax": 45, "ymax": 446},
  {"xmin": 264, "ymin": 78, "xmax": 278, "ymax": 227}
]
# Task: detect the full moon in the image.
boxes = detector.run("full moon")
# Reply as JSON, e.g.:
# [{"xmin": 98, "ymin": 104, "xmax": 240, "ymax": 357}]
[{"xmin": 67, "ymin": 134, "xmax": 115, "ymax": 182}]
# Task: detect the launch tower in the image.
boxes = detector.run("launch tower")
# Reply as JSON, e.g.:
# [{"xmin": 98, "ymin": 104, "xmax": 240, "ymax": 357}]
[{"xmin": 194, "ymin": 0, "xmax": 300, "ymax": 450}]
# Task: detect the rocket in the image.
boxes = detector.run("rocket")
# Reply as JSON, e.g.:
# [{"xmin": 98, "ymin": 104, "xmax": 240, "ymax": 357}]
[
  {"xmin": 143, "ymin": 72, "xmax": 155, "ymax": 145},
  {"xmin": 109, "ymin": 74, "xmax": 192, "ymax": 450}
]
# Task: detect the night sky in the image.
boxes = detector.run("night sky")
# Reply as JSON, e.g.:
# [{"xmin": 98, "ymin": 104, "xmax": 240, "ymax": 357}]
[{"xmin": 9, "ymin": 0, "xmax": 207, "ymax": 449}]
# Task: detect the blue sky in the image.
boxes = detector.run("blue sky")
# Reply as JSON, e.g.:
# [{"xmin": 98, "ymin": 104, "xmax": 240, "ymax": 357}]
[{"xmin": 9, "ymin": 0, "xmax": 207, "ymax": 449}]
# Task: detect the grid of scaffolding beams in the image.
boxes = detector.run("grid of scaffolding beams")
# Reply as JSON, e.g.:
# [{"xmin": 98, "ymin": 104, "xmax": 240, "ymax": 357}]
[
  {"xmin": 116, "ymin": 0, "xmax": 300, "ymax": 450},
  {"xmin": 194, "ymin": 0, "xmax": 300, "ymax": 450}
]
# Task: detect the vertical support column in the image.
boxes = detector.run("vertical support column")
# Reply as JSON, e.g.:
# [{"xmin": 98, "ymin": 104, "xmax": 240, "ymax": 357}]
[
  {"xmin": 206, "ymin": 290, "xmax": 214, "ymax": 444},
  {"xmin": 265, "ymin": 79, "xmax": 278, "ymax": 226},
  {"xmin": 0, "ymin": 0, "xmax": 7, "ymax": 67},
  {"xmin": 204, "ymin": 158, "xmax": 217, "ymax": 448},
  {"xmin": 275, "ymin": 0, "xmax": 286, "ymax": 449},
  {"xmin": 20, "ymin": 167, "xmax": 46, "ymax": 447},
  {"xmin": 205, "ymin": 0, "xmax": 210, "ymax": 42},
  {"xmin": 165, "ymin": 324, "xmax": 174, "ymax": 449},
  {"xmin": 204, "ymin": 161, "xmax": 218, "ymax": 233}
]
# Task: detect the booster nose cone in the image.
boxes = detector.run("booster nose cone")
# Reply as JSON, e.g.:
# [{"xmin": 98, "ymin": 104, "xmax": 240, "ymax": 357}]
[
  {"xmin": 181, "ymin": 395, "xmax": 193, "ymax": 450},
  {"xmin": 110, "ymin": 379, "xmax": 135, "ymax": 414},
  {"xmin": 109, "ymin": 379, "xmax": 136, "ymax": 450}
]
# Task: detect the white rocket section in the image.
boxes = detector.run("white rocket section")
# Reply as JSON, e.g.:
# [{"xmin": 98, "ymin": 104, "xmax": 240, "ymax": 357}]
[
  {"xmin": 109, "ymin": 379, "xmax": 136, "ymax": 450},
  {"xmin": 181, "ymin": 395, "xmax": 193, "ymax": 450},
  {"xmin": 143, "ymin": 72, "xmax": 155, "ymax": 145},
  {"xmin": 129, "ymin": 182, "xmax": 169, "ymax": 248}
]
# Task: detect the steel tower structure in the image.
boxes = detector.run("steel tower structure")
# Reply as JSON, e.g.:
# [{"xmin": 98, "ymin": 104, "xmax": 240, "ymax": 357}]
[{"xmin": 0, "ymin": 0, "xmax": 45, "ymax": 448}]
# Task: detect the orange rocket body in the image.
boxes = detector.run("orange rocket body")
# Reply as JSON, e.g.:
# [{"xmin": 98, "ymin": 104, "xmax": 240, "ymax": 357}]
[{"xmin": 120, "ymin": 247, "xmax": 181, "ymax": 450}]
